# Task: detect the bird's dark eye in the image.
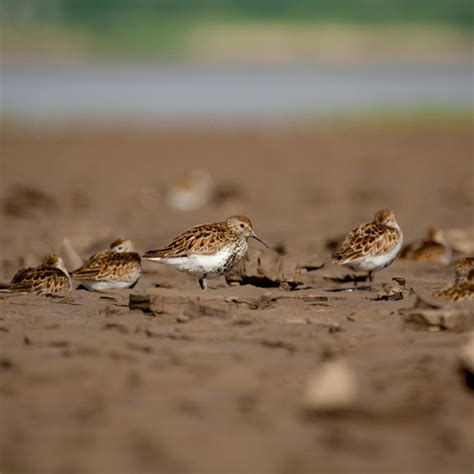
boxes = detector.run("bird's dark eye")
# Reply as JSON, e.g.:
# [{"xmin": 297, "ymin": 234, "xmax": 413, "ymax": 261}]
[{"xmin": 240, "ymin": 224, "xmax": 245, "ymax": 228}]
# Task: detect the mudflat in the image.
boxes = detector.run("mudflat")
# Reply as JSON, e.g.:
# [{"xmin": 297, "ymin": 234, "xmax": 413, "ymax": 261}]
[{"xmin": 1, "ymin": 121, "xmax": 473, "ymax": 473}]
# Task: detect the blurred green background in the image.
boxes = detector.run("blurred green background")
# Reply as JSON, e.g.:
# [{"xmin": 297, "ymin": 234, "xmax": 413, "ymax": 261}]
[
  {"xmin": 2, "ymin": 0, "xmax": 472, "ymax": 61},
  {"xmin": 1, "ymin": 0, "xmax": 472, "ymax": 125}
]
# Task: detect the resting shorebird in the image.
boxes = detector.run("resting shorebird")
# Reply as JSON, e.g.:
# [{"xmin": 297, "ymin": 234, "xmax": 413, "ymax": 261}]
[
  {"xmin": 433, "ymin": 257, "xmax": 474, "ymax": 302},
  {"xmin": 332, "ymin": 209, "xmax": 403, "ymax": 282},
  {"xmin": 5, "ymin": 255, "xmax": 71, "ymax": 295},
  {"xmin": 402, "ymin": 227, "xmax": 451, "ymax": 264},
  {"xmin": 143, "ymin": 215, "xmax": 268, "ymax": 289},
  {"xmin": 71, "ymin": 239, "xmax": 142, "ymax": 291}
]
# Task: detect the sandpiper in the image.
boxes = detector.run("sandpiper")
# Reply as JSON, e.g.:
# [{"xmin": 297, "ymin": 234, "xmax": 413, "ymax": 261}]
[
  {"xmin": 71, "ymin": 239, "xmax": 142, "ymax": 291},
  {"xmin": 6, "ymin": 255, "xmax": 72, "ymax": 295},
  {"xmin": 166, "ymin": 170, "xmax": 214, "ymax": 211},
  {"xmin": 332, "ymin": 209, "xmax": 403, "ymax": 282},
  {"xmin": 402, "ymin": 227, "xmax": 451, "ymax": 264},
  {"xmin": 143, "ymin": 215, "xmax": 268, "ymax": 289},
  {"xmin": 433, "ymin": 257, "xmax": 474, "ymax": 301}
]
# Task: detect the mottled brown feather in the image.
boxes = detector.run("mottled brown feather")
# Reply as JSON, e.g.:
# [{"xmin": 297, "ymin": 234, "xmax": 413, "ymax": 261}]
[
  {"xmin": 433, "ymin": 283, "xmax": 474, "ymax": 302},
  {"xmin": 401, "ymin": 228, "xmax": 450, "ymax": 264},
  {"xmin": 402, "ymin": 241, "xmax": 448, "ymax": 262},
  {"xmin": 455, "ymin": 257, "xmax": 474, "ymax": 283},
  {"xmin": 332, "ymin": 222, "xmax": 400, "ymax": 263},
  {"xmin": 143, "ymin": 222, "xmax": 237, "ymax": 259},
  {"xmin": 432, "ymin": 257, "xmax": 474, "ymax": 301},
  {"xmin": 10, "ymin": 266, "xmax": 71, "ymax": 295},
  {"xmin": 71, "ymin": 251, "xmax": 141, "ymax": 281}
]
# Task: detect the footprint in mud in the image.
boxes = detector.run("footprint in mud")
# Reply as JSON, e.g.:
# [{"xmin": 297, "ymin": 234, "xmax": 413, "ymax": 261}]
[
  {"xmin": 102, "ymin": 322, "xmax": 130, "ymax": 334},
  {"xmin": 0, "ymin": 357, "xmax": 16, "ymax": 370}
]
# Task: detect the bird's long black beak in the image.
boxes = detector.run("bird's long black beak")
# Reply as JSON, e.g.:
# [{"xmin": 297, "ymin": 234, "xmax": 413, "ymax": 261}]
[{"xmin": 251, "ymin": 231, "xmax": 269, "ymax": 248}]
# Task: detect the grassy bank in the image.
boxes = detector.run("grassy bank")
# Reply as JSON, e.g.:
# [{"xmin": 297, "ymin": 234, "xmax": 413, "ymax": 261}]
[
  {"xmin": 2, "ymin": 20, "xmax": 472, "ymax": 64},
  {"xmin": 1, "ymin": 0, "xmax": 472, "ymax": 62}
]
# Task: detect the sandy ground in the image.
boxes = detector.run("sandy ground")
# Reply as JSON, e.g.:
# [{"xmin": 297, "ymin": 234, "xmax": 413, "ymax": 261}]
[{"xmin": 1, "ymin": 121, "xmax": 473, "ymax": 473}]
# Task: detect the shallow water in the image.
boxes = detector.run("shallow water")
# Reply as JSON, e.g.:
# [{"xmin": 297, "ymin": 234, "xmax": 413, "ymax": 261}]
[{"xmin": 2, "ymin": 63, "xmax": 472, "ymax": 125}]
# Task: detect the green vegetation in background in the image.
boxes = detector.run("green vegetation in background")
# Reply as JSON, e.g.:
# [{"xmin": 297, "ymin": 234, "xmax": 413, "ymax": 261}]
[
  {"xmin": 2, "ymin": 0, "xmax": 472, "ymax": 57},
  {"xmin": 348, "ymin": 106, "xmax": 474, "ymax": 125},
  {"xmin": 3, "ymin": 0, "xmax": 473, "ymax": 26}
]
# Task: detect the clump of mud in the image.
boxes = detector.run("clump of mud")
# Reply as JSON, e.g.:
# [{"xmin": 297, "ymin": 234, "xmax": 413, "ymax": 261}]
[{"xmin": 225, "ymin": 249, "xmax": 324, "ymax": 290}]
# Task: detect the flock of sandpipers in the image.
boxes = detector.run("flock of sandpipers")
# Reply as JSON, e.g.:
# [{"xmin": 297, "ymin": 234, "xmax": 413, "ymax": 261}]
[{"xmin": 1, "ymin": 209, "xmax": 473, "ymax": 301}]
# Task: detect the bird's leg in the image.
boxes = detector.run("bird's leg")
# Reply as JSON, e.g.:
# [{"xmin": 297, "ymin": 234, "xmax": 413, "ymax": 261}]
[
  {"xmin": 198, "ymin": 277, "xmax": 208, "ymax": 290},
  {"xmin": 368, "ymin": 271, "xmax": 373, "ymax": 283}
]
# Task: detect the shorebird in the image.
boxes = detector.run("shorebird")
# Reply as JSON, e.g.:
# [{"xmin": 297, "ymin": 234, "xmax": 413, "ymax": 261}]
[
  {"xmin": 5, "ymin": 255, "xmax": 71, "ymax": 295},
  {"xmin": 402, "ymin": 227, "xmax": 451, "ymax": 264},
  {"xmin": 71, "ymin": 239, "xmax": 142, "ymax": 291},
  {"xmin": 433, "ymin": 257, "xmax": 474, "ymax": 301},
  {"xmin": 332, "ymin": 209, "xmax": 403, "ymax": 282},
  {"xmin": 143, "ymin": 215, "xmax": 268, "ymax": 289}
]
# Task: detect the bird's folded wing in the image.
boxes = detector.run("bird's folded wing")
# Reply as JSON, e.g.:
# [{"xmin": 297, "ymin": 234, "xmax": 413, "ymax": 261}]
[
  {"xmin": 72, "ymin": 252, "xmax": 140, "ymax": 280},
  {"xmin": 333, "ymin": 224, "xmax": 398, "ymax": 263},
  {"xmin": 143, "ymin": 224, "xmax": 228, "ymax": 259}
]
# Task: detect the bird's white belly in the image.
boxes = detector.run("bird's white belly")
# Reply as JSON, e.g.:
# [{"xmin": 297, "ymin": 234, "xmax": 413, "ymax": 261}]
[
  {"xmin": 80, "ymin": 280, "xmax": 136, "ymax": 291},
  {"xmin": 78, "ymin": 269, "xmax": 141, "ymax": 291},
  {"xmin": 348, "ymin": 235, "xmax": 403, "ymax": 272},
  {"xmin": 162, "ymin": 246, "xmax": 235, "ymax": 277}
]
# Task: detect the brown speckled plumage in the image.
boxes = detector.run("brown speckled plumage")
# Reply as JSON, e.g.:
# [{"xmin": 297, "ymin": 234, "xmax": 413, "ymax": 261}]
[
  {"xmin": 9, "ymin": 255, "xmax": 71, "ymax": 295},
  {"xmin": 72, "ymin": 251, "xmax": 141, "ymax": 282},
  {"xmin": 402, "ymin": 228, "xmax": 451, "ymax": 264},
  {"xmin": 454, "ymin": 257, "xmax": 474, "ymax": 283},
  {"xmin": 333, "ymin": 222, "xmax": 400, "ymax": 262},
  {"xmin": 433, "ymin": 283, "xmax": 474, "ymax": 302},
  {"xmin": 71, "ymin": 239, "xmax": 142, "ymax": 289},
  {"xmin": 143, "ymin": 216, "xmax": 253, "ymax": 259},
  {"xmin": 143, "ymin": 215, "xmax": 267, "ymax": 290},
  {"xmin": 331, "ymin": 209, "xmax": 403, "ymax": 282},
  {"xmin": 332, "ymin": 209, "xmax": 402, "ymax": 262},
  {"xmin": 433, "ymin": 257, "xmax": 474, "ymax": 301}
]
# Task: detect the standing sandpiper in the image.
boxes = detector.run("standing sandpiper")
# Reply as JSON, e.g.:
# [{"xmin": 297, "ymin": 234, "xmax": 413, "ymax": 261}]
[
  {"xmin": 332, "ymin": 209, "xmax": 403, "ymax": 282},
  {"xmin": 143, "ymin": 215, "xmax": 268, "ymax": 289}
]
